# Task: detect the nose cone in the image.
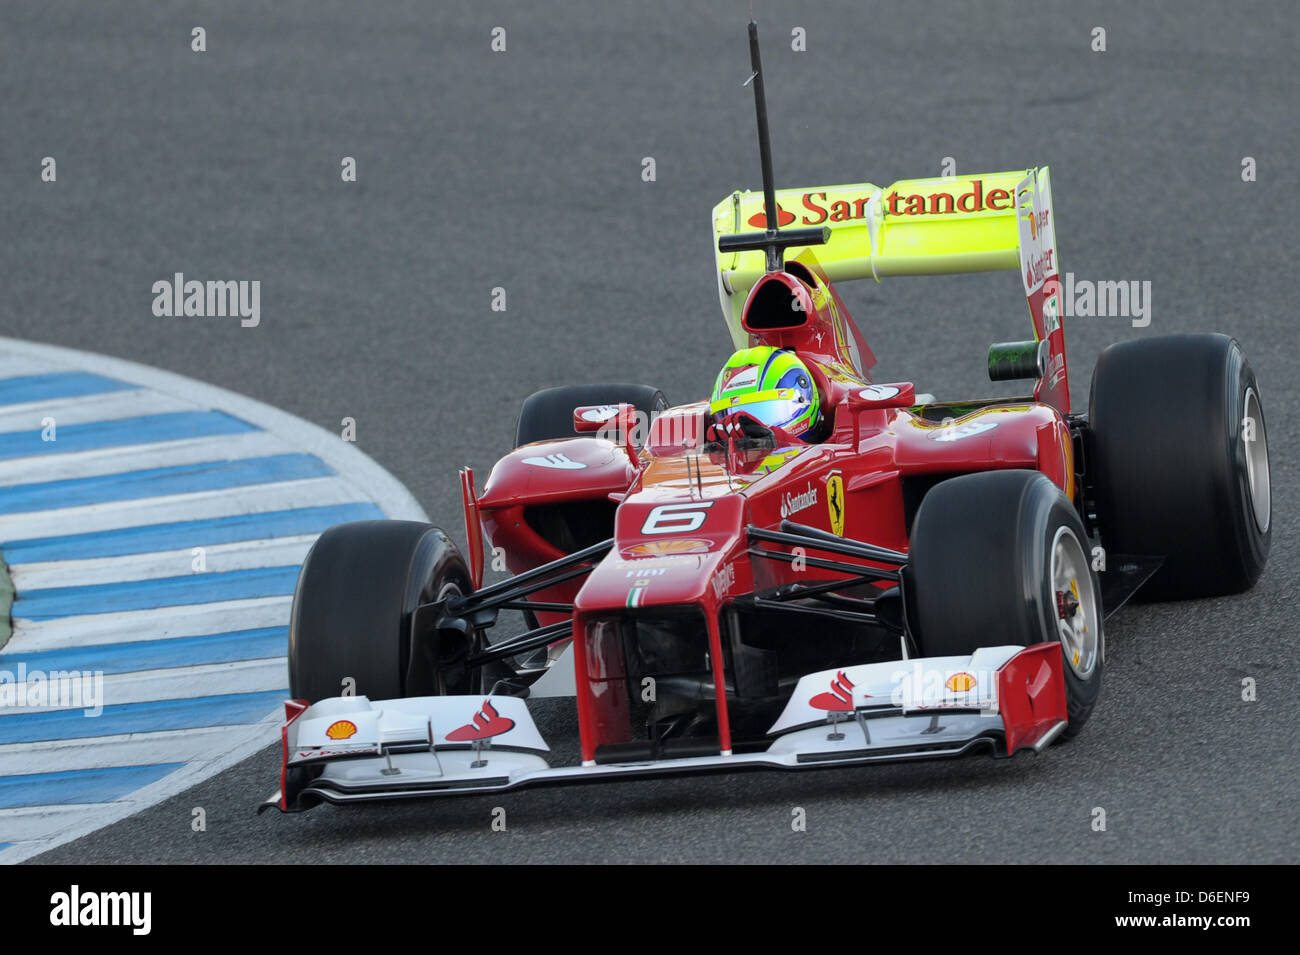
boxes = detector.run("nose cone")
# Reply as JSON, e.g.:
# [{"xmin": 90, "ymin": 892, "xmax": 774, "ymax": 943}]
[{"xmin": 577, "ymin": 493, "xmax": 748, "ymax": 611}]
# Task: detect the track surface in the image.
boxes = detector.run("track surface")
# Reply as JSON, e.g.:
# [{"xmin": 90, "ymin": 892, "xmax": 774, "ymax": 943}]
[{"xmin": 3, "ymin": 1, "xmax": 1297, "ymax": 863}]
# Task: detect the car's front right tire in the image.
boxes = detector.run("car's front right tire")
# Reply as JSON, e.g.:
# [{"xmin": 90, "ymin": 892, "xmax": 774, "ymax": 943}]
[{"xmin": 288, "ymin": 521, "xmax": 475, "ymax": 703}]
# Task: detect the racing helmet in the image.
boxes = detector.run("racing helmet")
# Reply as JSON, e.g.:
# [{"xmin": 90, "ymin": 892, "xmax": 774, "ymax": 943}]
[{"xmin": 709, "ymin": 346, "xmax": 821, "ymax": 441}]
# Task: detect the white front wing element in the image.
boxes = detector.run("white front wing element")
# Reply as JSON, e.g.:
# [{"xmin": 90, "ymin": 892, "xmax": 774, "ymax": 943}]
[
  {"xmin": 264, "ymin": 646, "xmax": 1059, "ymax": 810},
  {"xmin": 289, "ymin": 694, "xmax": 549, "ymax": 767},
  {"xmin": 767, "ymin": 647, "xmax": 1023, "ymax": 736},
  {"xmin": 527, "ymin": 641, "xmax": 576, "ymax": 698},
  {"xmin": 317, "ymin": 750, "xmax": 551, "ymax": 791}
]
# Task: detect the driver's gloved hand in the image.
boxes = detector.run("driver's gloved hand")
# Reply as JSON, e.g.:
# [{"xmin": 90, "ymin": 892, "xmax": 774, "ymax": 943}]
[{"xmin": 705, "ymin": 410, "xmax": 774, "ymax": 446}]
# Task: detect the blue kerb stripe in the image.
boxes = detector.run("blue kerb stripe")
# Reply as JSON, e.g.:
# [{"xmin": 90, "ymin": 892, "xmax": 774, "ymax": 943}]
[
  {"xmin": 0, "ymin": 372, "xmax": 135, "ymax": 406},
  {"xmin": 13, "ymin": 566, "xmax": 301, "ymax": 621},
  {"xmin": 0, "ymin": 502, "xmax": 383, "ymax": 563},
  {"xmin": 0, "ymin": 628, "xmax": 288, "ymax": 675},
  {"xmin": 0, "ymin": 410, "xmax": 257, "ymax": 460},
  {"xmin": 0, "ymin": 690, "xmax": 287, "ymax": 744},
  {"xmin": 0, "ymin": 453, "xmax": 333, "ymax": 515},
  {"xmin": 0, "ymin": 763, "xmax": 186, "ymax": 809}
]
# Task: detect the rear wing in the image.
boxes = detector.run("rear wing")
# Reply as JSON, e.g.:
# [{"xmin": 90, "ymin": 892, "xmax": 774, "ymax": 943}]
[{"xmin": 712, "ymin": 167, "xmax": 1068, "ymax": 411}]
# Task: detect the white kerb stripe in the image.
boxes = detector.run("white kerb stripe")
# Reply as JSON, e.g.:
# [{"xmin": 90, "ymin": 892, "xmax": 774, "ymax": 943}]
[
  {"xmin": 0, "ymin": 804, "xmax": 123, "ymax": 845},
  {"xmin": 9, "ymin": 535, "xmax": 317, "ymax": 589},
  {"xmin": 0, "ymin": 475, "xmax": 359, "ymax": 540},
  {"xmin": 0, "ymin": 724, "xmax": 279, "ymax": 776},
  {"xmin": 0, "ymin": 389, "xmax": 196, "ymax": 433},
  {"xmin": 0, "ymin": 658, "xmax": 286, "ymax": 713},
  {"xmin": 0, "ymin": 429, "xmax": 294, "ymax": 486},
  {"xmin": 7, "ymin": 596, "xmax": 293, "ymax": 652}
]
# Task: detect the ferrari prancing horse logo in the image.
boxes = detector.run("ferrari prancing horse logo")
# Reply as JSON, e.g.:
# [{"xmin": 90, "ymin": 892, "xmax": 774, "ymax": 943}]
[{"xmin": 826, "ymin": 472, "xmax": 845, "ymax": 537}]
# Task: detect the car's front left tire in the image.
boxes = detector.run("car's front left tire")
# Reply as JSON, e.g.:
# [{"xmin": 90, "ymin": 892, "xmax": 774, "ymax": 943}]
[{"xmin": 908, "ymin": 470, "xmax": 1103, "ymax": 737}]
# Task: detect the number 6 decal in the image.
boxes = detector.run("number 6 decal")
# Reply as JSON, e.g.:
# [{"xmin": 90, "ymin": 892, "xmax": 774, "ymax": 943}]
[{"xmin": 641, "ymin": 501, "xmax": 714, "ymax": 535}]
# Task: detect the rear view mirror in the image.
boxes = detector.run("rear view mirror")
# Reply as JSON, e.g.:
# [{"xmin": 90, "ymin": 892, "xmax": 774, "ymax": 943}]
[{"xmin": 573, "ymin": 403, "xmax": 634, "ymax": 433}]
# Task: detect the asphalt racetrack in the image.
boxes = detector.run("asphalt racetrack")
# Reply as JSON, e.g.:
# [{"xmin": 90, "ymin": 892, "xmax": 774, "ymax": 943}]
[{"xmin": 3, "ymin": 0, "xmax": 1297, "ymax": 863}]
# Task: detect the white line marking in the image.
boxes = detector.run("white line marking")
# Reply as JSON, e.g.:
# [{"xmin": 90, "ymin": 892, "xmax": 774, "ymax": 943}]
[
  {"xmin": 0, "ymin": 658, "xmax": 286, "ymax": 713},
  {"xmin": 0, "ymin": 429, "xmax": 292, "ymax": 486},
  {"xmin": 0, "ymin": 388, "xmax": 194, "ymax": 433},
  {"xmin": 0, "ymin": 804, "xmax": 124, "ymax": 844},
  {"xmin": 8, "ymin": 596, "xmax": 293, "ymax": 652},
  {"xmin": 0, "ymin": 723, "xmax": 277, "ymax": 776},
  {"xmin": 0, "ymin": 475, "xmax": 359, "ymax": 540},
  {"xmin": 10, "ymin": 535, "xmax": 316, "ymax": 589},
  {"xmin": 0, "ymin": 356, "xmax": 74, "ymax": 379}
]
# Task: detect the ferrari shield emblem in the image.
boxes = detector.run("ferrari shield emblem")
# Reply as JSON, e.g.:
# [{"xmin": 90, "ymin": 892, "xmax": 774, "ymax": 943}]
[{"xmin": 826, "ymin": 472, "xmax": 845, "ymax": 536}]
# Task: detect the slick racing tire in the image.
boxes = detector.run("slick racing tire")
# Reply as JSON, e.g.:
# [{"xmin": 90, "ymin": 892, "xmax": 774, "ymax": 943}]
[
  {"xmin": 1089, "ymin": 334, "xmax": 1270, "ymax": 600},
  {"xmin": 908, "ymin": 470, "xmax": 1103, "ymax": 737},
  {"xmin": 515, "ymin": 383, "xmax": 669, "ymax": 446},
  {"xmin": 288, "ymin": 521, "xmax": 475, "ymax": 703},
  {"xmin": 513, "ymin": 383, "xmax": 668, "ymax": 638}
]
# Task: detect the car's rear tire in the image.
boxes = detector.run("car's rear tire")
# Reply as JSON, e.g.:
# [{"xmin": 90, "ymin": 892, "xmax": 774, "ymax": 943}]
[
  {"xmin": 908, "ymin": 470, "xmax": 1103, "ymax": 737},
  {"xmin": 513, "ymin": 383, "xmax": 669, "ymax": 640},
  {"xmin": 1089, "ymin": 334, "xmax": 1270, "ymax": 600},
  {"xmin": 288, "ymin": 521, "xmax": 475, "ymax": 703},
  {"xmin": 515, "ymin": 383, "xmax": 669, "ymax": 446}
]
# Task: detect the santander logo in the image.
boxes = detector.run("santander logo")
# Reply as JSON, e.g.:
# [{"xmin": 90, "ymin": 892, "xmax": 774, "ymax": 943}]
[
  {"xmin": 810, "ymin": 671, "xmax": 861, "ymax": 712},
  {"xmin": 446, "ymin": 700, "xmax": 516, "ymax": 742},
  {"xmin": 779, "ymin": 482, "xmax": 818, "ymax": 519},
  {"xmin": 747, "ymin": 204, "xmax": 796, "ymax": 228},
  {"xmin": 737, "ymin": 180, "xmax": 1011, "ymax": 233}
]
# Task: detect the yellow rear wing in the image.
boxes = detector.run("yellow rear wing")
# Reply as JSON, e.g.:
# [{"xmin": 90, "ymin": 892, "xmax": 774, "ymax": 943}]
[
  {"xmin": 714, "ymin": 169, "xmax": 1055, "ymax": 290},
  {"xmin": 712, "ymin": 167, "xmax": 1068, "ymax": 410}
]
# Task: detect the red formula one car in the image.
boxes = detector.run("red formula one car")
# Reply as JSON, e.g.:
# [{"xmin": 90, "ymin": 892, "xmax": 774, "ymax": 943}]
[{"xmin": 262, "ymin": 24, "xmax": 1270, "ymax": 812}]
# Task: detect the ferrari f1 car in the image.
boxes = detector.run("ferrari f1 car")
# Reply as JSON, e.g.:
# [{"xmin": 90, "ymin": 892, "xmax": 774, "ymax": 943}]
[{"xmin": 262, "ymin": 23, "xmax": 1270, "ymax": 812}]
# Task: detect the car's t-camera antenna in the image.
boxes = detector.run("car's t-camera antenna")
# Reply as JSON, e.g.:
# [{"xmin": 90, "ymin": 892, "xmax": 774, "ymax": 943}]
[{"xmin": 718, "ymin": 20, "xmax": 830, "ymax": 273}]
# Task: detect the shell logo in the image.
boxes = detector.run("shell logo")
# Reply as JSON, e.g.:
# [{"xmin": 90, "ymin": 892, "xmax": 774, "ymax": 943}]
[
  {"xmin": 325, "ymin": 720, "xmax": 358, "ymax": 740},
  {"xmin": 622, "ymin": 538, "xmax": 712, "ymax": 557},
  {"xmin": 945, "ymin": 672, "xmax": 977, "ymax": 692}
]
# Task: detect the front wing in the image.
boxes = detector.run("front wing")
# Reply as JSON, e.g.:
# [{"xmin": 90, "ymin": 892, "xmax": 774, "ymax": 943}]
[{"xmin": 260, "ymin": 642, "xmax": 1067, "ymax": 812}]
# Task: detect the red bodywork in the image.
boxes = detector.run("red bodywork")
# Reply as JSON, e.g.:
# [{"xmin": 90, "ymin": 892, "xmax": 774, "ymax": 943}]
[{"xmin": 473, "ymin": 264, "xmax": 1074, "ymax": 763}]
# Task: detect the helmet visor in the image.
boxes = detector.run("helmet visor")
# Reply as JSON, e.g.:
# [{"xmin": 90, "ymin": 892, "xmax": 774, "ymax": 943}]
[{"xmin": 710, "ymin": 389, "xmax": 814, "ymax": 434}]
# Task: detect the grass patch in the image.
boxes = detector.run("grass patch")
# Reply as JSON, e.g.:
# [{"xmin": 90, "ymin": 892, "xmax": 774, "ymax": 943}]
[{"xmin": 0, "ymin": 550, "xmax": 12, "ymax": 651}]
